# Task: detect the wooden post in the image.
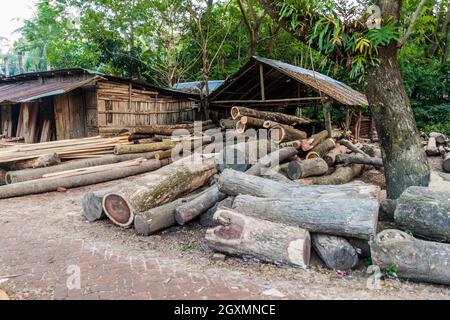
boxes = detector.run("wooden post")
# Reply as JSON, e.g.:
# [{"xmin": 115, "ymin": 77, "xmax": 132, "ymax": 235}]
[
  {"xmin": 323, "ymin": 100, "xmax": 332, "ymax": 138},
  {"xmin": 22, "ymin": 103, "xmax": 31, "ymax": 143},
  {"xmin": 259, "ymin": 64, "xmax": 266, "ymax": 101}
]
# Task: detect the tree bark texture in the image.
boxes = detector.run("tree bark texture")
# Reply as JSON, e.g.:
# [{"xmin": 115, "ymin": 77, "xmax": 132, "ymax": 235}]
[{"xmin": 298, "ymin": 164, "xmax": 364, "ymax": 185}]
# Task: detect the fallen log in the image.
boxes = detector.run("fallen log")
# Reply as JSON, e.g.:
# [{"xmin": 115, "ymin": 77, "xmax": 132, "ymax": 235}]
[
  {"xmin": 134, "ymin": 193, "xmax": 201, "ymax": 236},
  {"xmin": 231, "ymin": 106, "xmax": 311, "ymax": 125},
  {"xmin": 301, "ymin": 130, "xmax": 329, "ymax": 152},
  {"xmin": 312, "ymin": 234, "xmax": 358, "ymax": 271},
  {"xmin": 219, "ymin": 119, "xmax": 237, "ymax": 130},
  {"xmin": 83, "ymin": 190, "xmax": 111, "ymax": 222},
  {"xmin": 246, "ymin": 147, "xmax": 298, "ymax": 176},
  {"xmin": 174, "ymin": 185, "xmax": 227, "ymax": 225},
  {"xmin": 323, "ymin": 145, "xmax": 348, "ymax": 166},
  {"xmin": 114, "ymin": 141, "xmax": 177, "ymax": 155},
  {"xmin": 298, "ymin": 164, "xmax": 364, "ymax": 185},
  {"xmin": 443, "ymin": 153, "xmax": 450, "ymax": 173},
  {"xmin": 102, "ymin": 155, "xmax": 217, "ymax": 228},
  {"xmin": 336, "ymin": 154, "xmax": 383, "ymax": 167},
  {"xmin": 5, "ymin": 151, "xmax": 164, "ymax": 184},
  {"xmin": 370, "ymin": 229, "xmax": 450, "ymax": 285},
  {"xmin": 306, "ymin": 139, "xmax": 336, "ymax": 159},
  {"xmin": 280, "ymin": 140, "xmax": 303, "ymax": 149},
  {"xmin": 430, "ymin": 132, "xmax": 447, "ymax": 145},
  {"xmin": 426, "ymin": 137, "xmax": 440, "ymax": 156},
  {"xmin": 8, "ymin": 153, "xmax": 61, "ymax": 171},
  {"xmin": 200, "ymin": 197, "xmax": 234, "ymax": 228},
  {"xmin": 241, "ymin": 116, "xmax": 266, "ymax": 129},
  {"xmin": 394, "ymin": 186, "xmax": 450, "ymax": 242},
  {"xmin": 218, "ymin": 169, "xmax": 381, "ymax": 200},
  {"xmin": 269, "ymin": 124, "xmax": 307, "ymax": 142},
  {"xmin": 287, "ymin": 158, "xmax": 328, "ymax": 180},
  {"xmin": 339, "ymin": 139, "xmax": 370, "ymax": 157},
  {"xmin": 232, "ymin": 195, "xmax": 379, "ymax": 239},
  {"xmin": 0, "ymin": 158, "xmax": 170, "ymax": 200},
  {"xmin": 206, "ymin": 209, "xmax": 311, "ymax": 268}
]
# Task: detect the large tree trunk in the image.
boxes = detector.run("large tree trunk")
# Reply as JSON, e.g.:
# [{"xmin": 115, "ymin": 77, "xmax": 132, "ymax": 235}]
[
  {"xmin": 394, "ymin": 186, "xmax": 450, "ymax": 242},
  {"xmin": 102, "ymin": 156, "xmax": 217, "ymax": 228},
  {"xmin": 365, "ymin": 1, "xmax": 430, "ymax": 199},
  {"xmin": 0, "ymin": 159, "xmax": 170, "ymax": 200},
  {"xmin": 287, "ymin": 158, "xmax": 329, "ymax": 180},
  {"xmin": 312, "ymin": 234, "xmax": 358, "ymax": 271},
  {"xmin": 232, "ymin": 195, "xmax": 379, "ymax": 239},
  {"xmin": 371, "ymin": 229, "xmax": 450, "ymax": 285},
  {"xmin": 205, "ymin": 209, "xmax": 311, "ymax": 268},
  {"xmin": 218, "ymin": 169, "xmax": 381, "ymax": 199}
]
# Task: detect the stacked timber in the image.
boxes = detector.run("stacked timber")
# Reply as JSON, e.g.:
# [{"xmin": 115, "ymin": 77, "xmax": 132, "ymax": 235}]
[{"xmin": 421, "ymin": 132, "xmax": 450, "ymax": 172}]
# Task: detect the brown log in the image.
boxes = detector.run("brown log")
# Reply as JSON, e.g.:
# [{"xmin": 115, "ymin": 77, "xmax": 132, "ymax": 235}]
[
  {"xmin": 280, "ymin": 140, "xmax": 303, "ymax": 149},
  {"xmin": 246, "ymin": 147, "xmax": 298, "ymax": 176},
  {"xmin": 6, "ymin": 151, "xmax": 164, "ymax": 184},
  {"xmin": 102, "ymin": 155, "xmax": 217, "ymax": 228},
  {"xmin": 443, "ymin": 152, "xmax": 450, "ymax": 173},
  {"xmin": 174, "ymin": 185, "xmax": 227, "ymax": 225},
  {"xmin": 0, "ymin": 159, "xmax": 170, "ymax": 200},
  {"xmin": 231, "ymin": 106, "xmax": 311, "ymax": 125},
  {"xmin": 336, "ymin": 154, "xmax": 383, "ymax": 167},
  {"xmin": 8, "ymin": 153, "xmax": 61, "ymax": 171},
  {"xmin": 301, "ymin": 130, "xmax": 329, "ymax": 152},
  {"xmin": 306, "ymin": 139, "xmax": 336, "ymax": 159},
  {"xmin": 287, "ymin": 158, "xmax": 328, "ymax": 180},
  {"xmin": 394, "ymin": 186, "xmax": 450, "ymax": 242},
  {"xmin": 134, "ymin": 192, "xmax": 201, "ymax": 236},
  {"xmin": 312, "ymin": 234, "xmax": 358, "ymax": 271},
  {"xmin": 218, "ymin": 169, "xmax": 381, "ymax": 200},
  {"xmin": 298, "ymin": 164, "xmax": 364, "ymax": 185},
  {"xmin": 268, "ymin": 124, "xmax": 307, "ymax": 142},
  {"xmin": 0, "ymin": 168, "xmax": 6, "ymax": 186},
  {"xmin": 426, "ymin": 137, "xmax": 441, "ymax": 156},
  {"xmin": 114, "ymin": 141, "xmax": 178, "ymax": 155},
  {"xmin": 323, "ymin": 145, "xmax": 348, "ymax": 166},
  {"xmin": 371, "ymin": 229, "xmax": 450, "ymax": 285},
  {"xmin": 235, "ymin": 120, "xmax": 246, "ymax": 134},
  {"xmin": 268, "ymin": 125, "xmax": 286, "ymax": 143},
  {"xmin": 206, "ymin": 209, "xmax": 311, "ymax": 268},
  {"xmin": 241, "ymin": 116, "xmax": 266, "ymax": 128},
  {"xmin": 232, "ymin": 195, "xmax": 379, "ymax": 240}
]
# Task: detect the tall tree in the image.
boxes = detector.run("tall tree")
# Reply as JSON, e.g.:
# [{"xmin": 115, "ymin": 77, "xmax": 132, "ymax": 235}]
[{"xmin": 259, "ymin": 0, "xmax": 431, "ymax": 199}]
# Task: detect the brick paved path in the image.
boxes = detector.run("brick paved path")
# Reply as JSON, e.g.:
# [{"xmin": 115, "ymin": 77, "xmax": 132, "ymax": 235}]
[{"xmin": 0, "ymin": 177, "xmax": 449, "ymax": 300}]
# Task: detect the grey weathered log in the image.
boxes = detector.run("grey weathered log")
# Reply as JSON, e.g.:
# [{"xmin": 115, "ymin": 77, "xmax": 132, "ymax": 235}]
[
  {"xmin": 134, "ymin": 193, "xmax": 201, "ymax": 236},
  {"xmin": 312, "ymin": 234, "xmax": 358, "ymax": 271},
  {"xmin": 175, "ymin": 185, "xmax": 227, "ymax": 225},
  {"xmin": 206, "ymin": 209, "xmax": 311, "ymax": 268},
  {"xmin": 287, "ymin": 158, "xmax": 328, "ymax": 180},
  {"xmin": 231, "ymin": 106, "xmax": 311, "ymax": 125},
  {"xmin": 443, "ymin": 152, "xmax": 450, "ymax": 173},
  {"xmin": 232, "ymin": 195, "xmax": 379, "ymax": 239},
  {"xmin": 8, "ymin": 153, "xmax": 61, "ymax": 171},
  {"xmin": 323, "ymin": 145, "xmax": 348, "ymax": 166},
  {"xmin": 218, "ymin": 169, "xmax": 380, "ymax": 200},
  {"xmin": 245, "ymin": 147, "xmax": 298, "ymax": 176},
  {"xmin": 339, "ymin": 139, "xmax": 370, "ymax": 157},
  {"xmin": 336, "ymin": 154, "xmax": 383, "ymax": 167},
  {"xmin": 379, "ymin": 199, "xmax": 397, "ymax": 222},
  {"xmin": 430, "ymin": 132, "xmax": 447, "ymax": 145},
  {"xmin": 6, "ymin": 151, "xmax": 163, "ymax": 184},
  {"xmin": 83, "ymin": 190, "xmax": 112, "ymax": 222},
  {"xmin": 306, "ymin": 139, "xmax": 336, "ymax": 159},
  {"xmin": 394, "ymin": 186, "xmax": 450, "ymax": 242},
  {"xmin": 200, "ymin": 197, "xmax": 235, "ymax": 228},
  {"xmin": 103, "ymin": 155, "xmax": 217, "ymax": 228},
  {"xmin": 426, "ymin": 137, "xmax": 440, "ymax": 156},
  {"xmin": 371, "ymin": 229, "xmax": 450, "ymax": 285},
  {"xmin": 0, "ymin": 158, "xmax": 170, "ymax": 200}
]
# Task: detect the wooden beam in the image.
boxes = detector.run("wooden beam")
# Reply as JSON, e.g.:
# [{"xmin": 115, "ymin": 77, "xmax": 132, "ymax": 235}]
[
  {"xmin": 22, "ymin": 103, "xmax": 30, "ymax": 144},
  {"xmin": 260, "ymin": 64, "xmax": 266, "ymax": 101},
  {"xmin": 212, "ymin": 97, "xmax": 322, "ymax": 104},
  {"xmin": 208, "ymin": 64, "xmax": 257, "ymax": 100}
]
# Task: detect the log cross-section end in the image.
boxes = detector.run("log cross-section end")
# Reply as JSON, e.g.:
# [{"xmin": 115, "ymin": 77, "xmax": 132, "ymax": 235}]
[{"xmin": 103, "ymin": 194, "xmax": 134, "ymax": 228}]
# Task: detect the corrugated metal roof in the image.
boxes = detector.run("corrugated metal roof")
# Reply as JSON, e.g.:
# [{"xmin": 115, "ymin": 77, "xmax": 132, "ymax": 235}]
[
  {"xmin": 0, "ymin": 77, "xmax": 100, "ymax": 104},
  {"xmin": 254, "ymin": 57, "xmax": 368, "ymax": 106},
  {"xmin": 174, "ymin": 81, "xmax": 225, "ymax": 94}
]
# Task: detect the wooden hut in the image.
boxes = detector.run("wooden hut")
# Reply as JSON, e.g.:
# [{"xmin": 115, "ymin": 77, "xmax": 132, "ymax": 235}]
[
  {"xmin": 0, "ymin": 69, "xmax": 199, "ymax": 143},
  {"xmin": 208, "ymin": 56, "xmax": 372, "ymax": 139}
]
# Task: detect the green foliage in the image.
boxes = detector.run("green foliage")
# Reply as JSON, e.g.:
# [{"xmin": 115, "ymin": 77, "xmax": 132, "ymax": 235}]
[{"xmin": 384, "ymin": 262, "xmax": 398, "ymax": 279}]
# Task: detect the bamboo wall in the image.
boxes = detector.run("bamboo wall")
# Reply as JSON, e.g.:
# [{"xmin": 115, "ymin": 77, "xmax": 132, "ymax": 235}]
[{"xmin": 96, "ymin": 81, "xmax": 196, "ymax": 129}]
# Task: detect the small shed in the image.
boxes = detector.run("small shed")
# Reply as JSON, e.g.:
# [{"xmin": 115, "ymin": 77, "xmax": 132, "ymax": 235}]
[
  {"xmin": 0, "ymin": 69, "xmax": 199, "ymax": 143},
  {"xmin": 208, "ymin": 56, "xmax": 371, "ymax": 138}
]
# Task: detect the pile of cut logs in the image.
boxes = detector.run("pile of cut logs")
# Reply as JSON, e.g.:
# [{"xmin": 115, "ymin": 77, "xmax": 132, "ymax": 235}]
[{"xmin": 422, "ymin": 132, "xmax": 450, "ymax": 172}]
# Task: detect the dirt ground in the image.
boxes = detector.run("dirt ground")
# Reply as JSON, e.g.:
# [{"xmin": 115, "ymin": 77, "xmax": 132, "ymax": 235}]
[{"xmin": 0, "ymin": 163, "xmax": 449, "ymax": 300}]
